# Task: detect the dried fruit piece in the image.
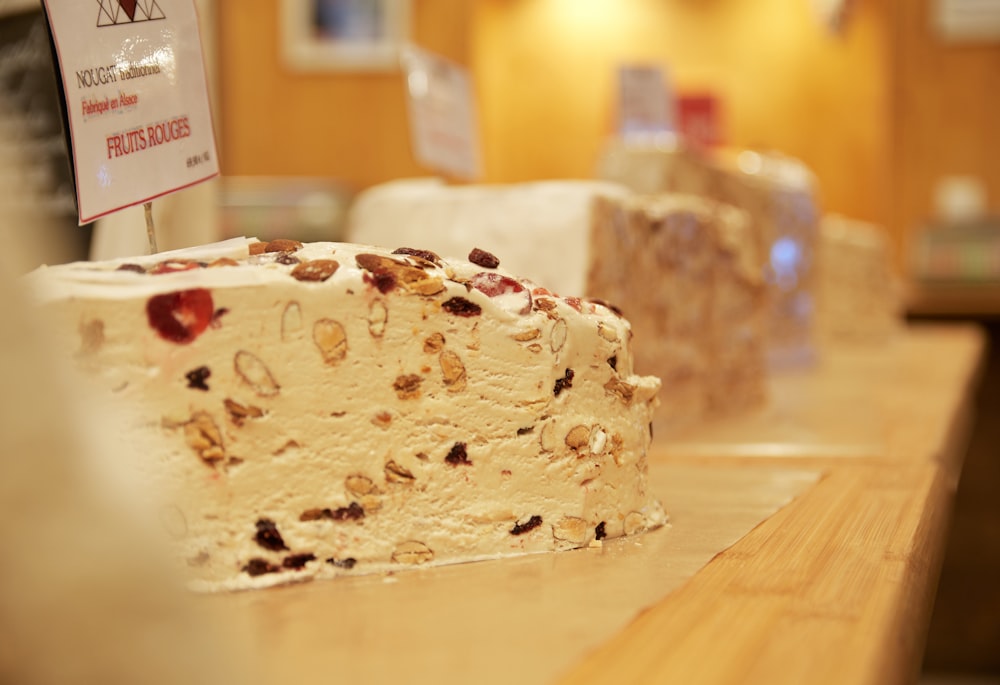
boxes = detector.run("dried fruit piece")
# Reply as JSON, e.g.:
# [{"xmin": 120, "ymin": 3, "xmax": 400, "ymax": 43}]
[
  {"xmin": 468, "ymin": 247, "xmax": 500, "ymax": 268},
  {"xmin": 391, "ymin": 540, "xmax": 434, "ymax": 565},
  {"xmin": 385, "ymin": 460, "xmax": 415, "ymax": 483},
  {"xmin": 595, "ymin": 522, "xmax": 607, "ymax": 540},
  {"xmin": 445, "ymin": 442, "xmax": 471, "ymax": 466},
  {"xmin": 326, "ymin": 557, "xmax": 357, "ymax": 569},
  {"xmin": 146, "ymin": 289, "xmax": 214, "ymax": 344},
  {"xmin": 552, "ymin": 516, "xmax": 588, "ymax": 544},
  {"xmin": 234, "ymin": 350, "xmax": 281, "ymax": 396},
  {"xmin": 77, "ymin": 319, "xmax": 105, "ymax": 356},
  {"xmin": 330, "ymin": 502, "xmax": 365, "ymax": 521},
  {"xmin": 254, "ymin": 518, "xmax": 288, "ymax": 551},
  {"xmin": 368, "ymin": 300, "xmax": 388, "ymax": 337},
  {"xmin": 357, "ymin": 253, "xmax": 443, "ymax": 296},
  {"xmin": 550, "ymin": 318, "xmax": 568, "ymax": 353},
  {"xmin": 243, "ymin": 558, "xmax": 280, "ymax": 576},
  {"xmin": 510, "ymin": 515, "xmax": 543, "ymax": 535},
  {"xmin": 604, "ymin": 377, "xmax": 636, "ymax": 405},
  {"xmin": 439, "ymin": 350, "xmax": 467, "ymax": 392},
  {"xmin": 274, "ymin": 252, "xmax": 300, "ymax": 266},
  {"xmin": 392, "ymin": 247, "xmax": 442, "ymax": 266},
  {"xmin": 185, "ymin": 366, "xmax": 211, "ymax": 391},
  {"xmin": 553, "ymin": 368, "xmax": 574, "ymax": 396},
  {"xmin": 468, "ymin": 272, "xmax": 532, "ymax": 315},
  {"xmin": 151, "ymin": 259, "xmax": 202, "ymax": 274},
  {"xmin": 565, "ymin": 425, "xmax": 590, "ymax": 451},
  {"xmin": 184, "ymin": 411, "xmax": 225, "ymax": 464},
  {"xmin": 281, "ymin": 301, "xmax": 303, "ymax": 341},
  {"xmin": 423, "ymin": 333, "xmax": 446, "ymax": 353},
  {"xmin": 441, "ymin": 297, "xmax": 481, "ymax": 317},
  {"xmin": 393, "ymin": 374, "xmax": 423, "ymax": 400},
  {"xmin": 291, "ymin": 258, "xmax": 340, "ymax": 282},
  {"xmin": 265, "ymin": 239, "xmax": 303, "ymax": 253},
  {"xmin": 223, "ymin": 398, "xmax": 265, "ymax": 426},
  {"xmin": 282, "ymin": 553, "xmax": 316, "ymax": 570},
  {"xmin": 313, "ymin": 319, "xmax": 348, "ymax": 364}
]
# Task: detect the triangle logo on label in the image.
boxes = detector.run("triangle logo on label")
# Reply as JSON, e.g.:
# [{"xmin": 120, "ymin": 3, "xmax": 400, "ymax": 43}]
[
  {"xmin": 117, "ymin": 0, "xmax": 137, "ymax": 21},
  {"xmin": 96, "ymin": 0, "xmax": 166, "ymax": 26}
]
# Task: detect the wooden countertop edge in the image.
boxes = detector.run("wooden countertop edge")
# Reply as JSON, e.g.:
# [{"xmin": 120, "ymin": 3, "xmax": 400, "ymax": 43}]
[{"xmin": 556, "ymin": 462, "xmax": 957, "ymax": 685}]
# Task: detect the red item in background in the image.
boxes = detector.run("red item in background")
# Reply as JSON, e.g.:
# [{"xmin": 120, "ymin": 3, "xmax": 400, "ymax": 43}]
[{"xmin": 677, "ymin": 94, "xmax": 722, "ymax": 148}]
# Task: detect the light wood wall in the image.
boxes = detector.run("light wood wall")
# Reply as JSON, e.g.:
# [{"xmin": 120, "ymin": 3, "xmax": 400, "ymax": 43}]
[
  {"xmin": 216, "ymin": 0, "xmax": 472, "ymax": 189},
  {"xmin": 891, "ymin": 0, "xmax": 1000, "ymax": 262},
  {"xmin": 217, "ymin": 0, "xmax": 999, "ymax": 269}
]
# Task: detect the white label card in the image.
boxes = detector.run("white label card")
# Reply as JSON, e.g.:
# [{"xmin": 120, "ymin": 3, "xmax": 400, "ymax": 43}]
[
  {"xmin": 42, "ymin": 0, "xmax": 219, "ymax": 224},
  {"xmin": 618, "ymin": 65, "xmax": 673, "ymax": 140},
  {"xmin": 402, "ymin": 45, "xmax": 481, "ymax": 180}
]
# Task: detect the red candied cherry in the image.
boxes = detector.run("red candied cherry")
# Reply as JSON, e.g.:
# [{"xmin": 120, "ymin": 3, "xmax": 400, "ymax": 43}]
[
  {"xmin": 146, "ymin": 289, "xmax": 215, "ymax": 344},
  {"xmin": 150, "ymin": 260, "xmax": 202, "ymax": 274},
  {"xmin": 468, "ymin": 272, "xmax": 532, "ymax": 315}
]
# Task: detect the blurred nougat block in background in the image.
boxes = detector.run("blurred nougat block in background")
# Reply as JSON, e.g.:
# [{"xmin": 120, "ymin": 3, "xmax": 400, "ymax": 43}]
[
  {"xmin": 346, "ymin": 177, "xmax": 629, "ymax": 298},
  {"xmin": 348, "ymin": 177, "xmax": 767, "ymax": 424},
  {"xmin": 817, "ymin": 214, "xmax": 901, "ymax": 344},
  {"xmin": 598, "ymin": 138, "xmax": 821, "ymax": 367},
  {"xmin": 589, "ymin": 192, "xmax": 767, "ymax": 423}
]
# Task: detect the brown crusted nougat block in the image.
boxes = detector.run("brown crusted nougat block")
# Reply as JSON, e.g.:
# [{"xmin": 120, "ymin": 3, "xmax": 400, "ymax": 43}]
[{"xmin": 589, "ymin": 193, "xmax": 767, "ymax": 424}]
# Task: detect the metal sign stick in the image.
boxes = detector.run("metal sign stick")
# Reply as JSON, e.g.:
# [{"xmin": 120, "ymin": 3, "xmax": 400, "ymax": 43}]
[{"xmin": 144, "ymin": 201, "xmax": 158, "ymax": 254}]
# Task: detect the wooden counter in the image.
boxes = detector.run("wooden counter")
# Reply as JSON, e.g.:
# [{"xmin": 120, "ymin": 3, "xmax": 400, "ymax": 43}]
[
  {"xmin": 562, "ymin": 323, "xmax": 985, "ymax": 685},
  {"xmin": 221, "ymin": 323, "xmax": 985, "ymax": 685}
]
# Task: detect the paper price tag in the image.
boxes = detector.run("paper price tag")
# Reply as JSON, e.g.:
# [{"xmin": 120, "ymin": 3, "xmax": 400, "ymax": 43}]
[
  {"xmin": 41, "ymin": 0, "xmax": 219, "ymax": 224},
  {"xmin": 617, "ymin": 65, "xmax": 673, "ymax": 141},
  {"xmin": 402, "ymin": 45, "xmax": 481, "ymax": 180}
]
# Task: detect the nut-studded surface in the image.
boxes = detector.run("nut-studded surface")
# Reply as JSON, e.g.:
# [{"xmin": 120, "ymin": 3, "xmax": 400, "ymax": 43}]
[{"xmin": 27, "ymin": 239, "xmax": 665, "ymax": 591}]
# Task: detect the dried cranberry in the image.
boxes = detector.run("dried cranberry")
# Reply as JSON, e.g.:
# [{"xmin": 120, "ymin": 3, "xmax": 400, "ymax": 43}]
[
  {"xmin": 146, "ymin": 289, "xmax": 214, "ymax": 344},
  {"xmin": 326, "ymin": 557, "xmax": 357, "ymax": 569},
  {"xmin": 329, "ymin": 502, "xmax": 365, "ymax": 521},
  {"xmin": 441, "ymin": 297, "xmax": 482, "ymax": 317},
  {"xmin": 243, "ymin": 558, "xmax": 281, "ymax": 576},
  {"xmin": 274, "ymin": 252, "xmax": 300, "ymax": 266},
  {"xmin": 282, "ymin": 553, "xmax": 316, "ymax": 570},
  {"xmin": 469, "ymin": 272, "xmax": 522, "ymax": 297},
  {"xmin": 468, "ymin": 273, "xmax": 532, "ymax": 314},
  {"xmin": 254, "ymin": 518, "xmax": 288, "ymax": 551},
  {"xmin": 445, "ymin": 442, "xmax": 471, "ymax": 466},
  {"xmin": 468, "ymin": 247, "xmax": 500, "ymax": 269},
  {"xmin": 553, "ymin": 368, "xmax": 574, "ymax": 396},
  {"xmin": 510, "ymin": 515, "xmax": 543, "ymax": 535},
  {"xmin": 185, "ymin": 366, "xmax": 211, "ymax": 391},
  {"xmin": 211, "ymin": 307, "xmax": 229, "ymax": 329},
  {"xmin": 362, "ymin": 270, "xmax": 397, "ymax": 294},
  {"xmin": 595, "ymin": 522, "xmax": 607, "ymax": 540},
  {"xmin": 392, "ymin": 247, "xmax": 442, "ymax": 266}
]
